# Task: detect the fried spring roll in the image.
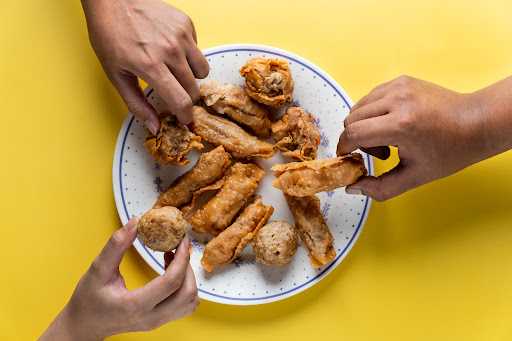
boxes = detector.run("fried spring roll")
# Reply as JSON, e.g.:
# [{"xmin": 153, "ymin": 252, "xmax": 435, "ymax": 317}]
[
  {"xmin": 201, "ymin": 196, "xmax": 273, "ymax": 272},
  {"xmin": 191, "ymin": 106, "xmax": 275, "ymax": 159},
  {"xmin": 189, "ymin": 162, "xmax": 265, "ymax": 235},
  {"xmin": 200, "ymin": 81, "xmax": 272, "ymax": 138},
  {"xmin": 285, "ymin": 194, "xmax": 335, "ymax": 268},
  {"xmin": 272, "ymin": 106, "xmax": 320, "ymax": 161},
  {"xmin": 154, "ymin": 146, "xmax": 232, "ymax": 208},
  {"xmin": 272, "ymin": 154, "xmax": 367, "ymax": 197},
  {"xmin": 144, "ymin": 115, "xmax": 203, "ymax": 165}
]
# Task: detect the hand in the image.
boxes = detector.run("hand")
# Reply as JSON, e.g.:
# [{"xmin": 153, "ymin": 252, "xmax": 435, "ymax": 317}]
[
  {"xmin": 81, "ymin": 0, "xmax": 209, "ymax": 134},
  {"xmin": 337, "ymin": 75, "xmax": 512, "ymax": 201},
  {"xmin": 39, "ymin": 219, "xmax": 198, "ymax": 341}
]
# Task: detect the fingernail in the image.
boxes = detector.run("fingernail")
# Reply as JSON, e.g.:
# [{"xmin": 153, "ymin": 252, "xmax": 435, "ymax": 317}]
[
  {"xmin": 346, "ymin": 186, "xmax": 363, "ymax": 195},
  {"xmin": 146, "ymin": 119, "xmax": 159, "ymax": 135}
]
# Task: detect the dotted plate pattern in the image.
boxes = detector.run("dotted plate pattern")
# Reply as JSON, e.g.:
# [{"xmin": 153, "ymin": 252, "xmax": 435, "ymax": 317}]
[{"xmin": 112, "ymin": 44, "xmax": 373, "ymax": 305}]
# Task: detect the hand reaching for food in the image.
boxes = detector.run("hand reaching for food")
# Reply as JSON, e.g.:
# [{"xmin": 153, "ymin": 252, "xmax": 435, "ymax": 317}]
[
  {"xmin": 338, "ymin": 75, "xmax": 512, "ymax": 201},
  {"xmin": 81, "ymin": 0, "xmax": 209, "ymax": 134},
  {"xmin": 39, "ymin": 219, "xmax": 198, "ymax": 341}
]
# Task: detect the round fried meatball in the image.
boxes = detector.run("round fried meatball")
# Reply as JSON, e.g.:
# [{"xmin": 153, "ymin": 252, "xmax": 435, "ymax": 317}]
[
  {"xmin": 253, "ymin": 221, "xmax": 298, "ymax": 266},
  {"xmin": 137, "ymin": 207, "xmax": 191, "ymax": 252}
]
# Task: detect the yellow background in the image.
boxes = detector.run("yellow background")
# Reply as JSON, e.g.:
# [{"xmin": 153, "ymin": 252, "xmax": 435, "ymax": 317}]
[{"xmin": 1, "ymin": 0, "xmax": 512, "ymax": 340}]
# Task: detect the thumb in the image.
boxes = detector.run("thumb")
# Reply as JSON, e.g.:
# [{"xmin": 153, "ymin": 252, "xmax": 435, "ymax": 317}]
[
  {"xmin": 346, "ymin": 163, "xmax": 416, "ymax": 201},
  {"xmin": 110, "ymin": 72, "xmax": 160, "ymax": 135},
  {"xmin": 93, "ymin": 218, "xmax": 138, "ymax": 279}
]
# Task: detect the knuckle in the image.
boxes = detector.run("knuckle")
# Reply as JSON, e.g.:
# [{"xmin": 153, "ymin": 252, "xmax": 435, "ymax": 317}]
[
  {"xmin": 184, "ymin": 285, "xmax": 198, "ymax": 302},
  {"xmin": 141, "ymin": 58, "xmax": 160, "ymax": 76},
  {"xmin": 397, "ymin": 112, "xmax": 415, "ymax": 131},
  {"xmin": 165, "ymin": 40, "xmax": 181, "ymax": 58},
  {"xmin": 396, "ymin": 74, "xmax": 411, "ymax": 85},
  {"xmin": 176, "ymin": 97, "xmax": 193, "ymax": 113},
  {"xmin": 110, "ymin": 230, "xmax": 126, "ymax": 249},
  {"xmin": 89, "ymin": 259, "xmax": 103, "ymax": 276}
]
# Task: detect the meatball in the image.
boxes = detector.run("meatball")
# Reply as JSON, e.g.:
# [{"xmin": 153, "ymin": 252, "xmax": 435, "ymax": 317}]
[
  {"xmin": 137, "ymin": 207, "xmax": 191, "ymax": 252},
  {"xmin": 253, "ymin": 221, "xmax": 298, "ymax": 266}
]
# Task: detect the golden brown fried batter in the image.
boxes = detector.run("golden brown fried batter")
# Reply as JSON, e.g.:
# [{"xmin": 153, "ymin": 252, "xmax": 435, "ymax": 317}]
[
  {"xmin": 240, "ymin": 58, "xmax": 294, "ymax": 107},
  {"xmin": 144, "ymin": 115, "xmax": 203, "ymax": 165},
  {"xmin": 272, "ymin": 107, "xmax": 320, "ymax": 161},
  {"xmin": 200, "ymin": 80, "xmax": 272, "ymax": 138},
  {"xmin": 188, "ymin": 162, "xmax": 265, "ymax": 235},
  {"xmin": 191, "ymin": 106, "xmax": 274, "ymax": 159},
  {"xmin": 253, "ymin": 221, "xmax": 298, "ymax": 266},
  {"xmin": 137, "ymin": 207, "xmax": 191, "ymax": 252},
  {"xmin": 272, "ymin": 154, "xmax": 367, "ymax": 196},
  {"xmin": 285, "ymin": 195, "xmax": 335, "ymax": 268},
  {"xmin": 154, "ymin": 146, "xmax": 232, "ymax": 208},
  {"xmin": 201, "ymin": 196, "xmax": 273, "ymax": 272}
]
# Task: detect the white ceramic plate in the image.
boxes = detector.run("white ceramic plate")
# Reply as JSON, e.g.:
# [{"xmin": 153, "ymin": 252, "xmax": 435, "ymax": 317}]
[{"xmin": 113, "ymin": 44, "xmax": 373, "ymax": 305}]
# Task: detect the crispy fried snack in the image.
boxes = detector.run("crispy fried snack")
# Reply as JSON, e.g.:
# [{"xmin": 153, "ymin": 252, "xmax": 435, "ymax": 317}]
[
  {"xmin": 191, "ymin": 106, "xmax": 274, "ymax": 159},
  {"xmin": 272, "ymin": 106, "xmax": 321, "ymax": 161},
  {"xmin": 189, "ymin": 162, "xmax": 265, "ymax": 235},
  {"xmin": 154, "ymin": 146, "xmax": 232, "ymax": 208},
  {"xmin": 285, "ymin": 195, "xmax": 335, "ymax": 268},
  {"xmin": 200, "ymin": 80, "xmax": 272, "ymax": 138},
  {"xmin": 272, "ymin": 154, "xmax": 367, "ymax": 196},
  {"xmin": 144, "ymin": 115, "xmax": 203, "ymax": 165},
  {"xmin": 137, "ymin": 207, "xmax": 191, "ymax": 252},
  {"xmin": 201, "ymin": 196, "xmax": 273, "ymax": 272},
  {"xmin": 253, "ymin": 221, "xmax": 298, "ymax": 266},
  {"xmin": 239, "ymin": 58, "xmax": 294, "ymax": 107}
]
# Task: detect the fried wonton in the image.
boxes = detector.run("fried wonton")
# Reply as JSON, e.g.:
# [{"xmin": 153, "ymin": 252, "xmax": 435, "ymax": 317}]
[
  {"xmin": 188, "ymin": 162, "xmax": 265, "ymax": 235},
  {"xmin": 285, "ymin": 194, "xmax": 335, "ymax": 268},
  {"xmin": 272, "ymin": 154, "xmax": 367, "ymax": 197},
  {"xmin": 154, "ymin": 146, "xmax": 232, "ymax": 208},
  {"xmin": 144, "ymin": 115, "xmax": 203, "ymax": 165},
  {"xmin": 200, "ymin": 80, "xmax": 272, "ymax": 138},
  {"xmin": 272, "ymin": 106, "xmax": 321, "ymax": 161},
  {"xmin": 191, "ymin": 106, "xmax": 275, "ymax": 159},
  {"xmin": 239, "ymin": 58, "xmax": 294, "ymax": 107},
  {"xmin": 201, "ymin": 196, "xmax": 273, "ymax": 272}
]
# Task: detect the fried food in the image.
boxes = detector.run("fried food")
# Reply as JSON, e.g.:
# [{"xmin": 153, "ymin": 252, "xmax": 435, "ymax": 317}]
[
  {"xmin": 137, "ymin": 207, "xmax": 191, "ymax": 252},
  {"xmin": 272, "ymin": 107, "xmax": 320, "ymax": 161},
  {"xmin": 191, "ymin": 106, "xmax": 274, "ymax": 159},
  {"xmin": 253, "ymin": 221, "xmax": 298, "ymax": 266},
  {"xmin": 200, "ymin": 80, "xmax": 272, "ymax": 138},
  {"xmin": 272, "ymin": 154, "xmax": 367, "ymax": 196},
  {"xmin": 239, "ymin": 58, "xmax": 294, "ymax": 107},
  {"xmin": 144, "ymin": 115, "xmax": 203, "ymax": 165},
  {"xmin": 154, "ymin": 146, "xmax": 232, "ymax": 208},
  {"xmin": 201, "ymin": 196, "xmax": 273, "ymax": 272},
  {"xmin": 189, "ymin": 162, "xmax": 265, "ymax": 235},
  {"xmin": 285, "ymin": 195, "xmax": 335, "ymax": 268}
]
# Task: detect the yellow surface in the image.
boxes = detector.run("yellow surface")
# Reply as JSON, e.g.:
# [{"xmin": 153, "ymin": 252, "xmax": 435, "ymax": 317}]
[{"xmin": 1, "ymin": 0, "xmax": 512, "ymax": 340}]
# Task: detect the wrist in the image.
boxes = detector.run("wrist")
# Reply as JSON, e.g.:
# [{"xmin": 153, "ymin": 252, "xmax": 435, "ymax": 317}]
[{"xmin": 58, "ymin": 305, "xmax": 104, "ymax": 341}]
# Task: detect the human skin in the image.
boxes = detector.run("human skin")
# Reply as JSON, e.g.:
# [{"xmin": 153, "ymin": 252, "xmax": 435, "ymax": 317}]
[
  {"xmin": 81, "ymin": 0, "xmax": 209, "ymax": 134},
  {"xmin": 39, "ymin": 219, "xmax": 198, "ymax": 340},
  {"xmin": 338, "ymin": 75, "xmax": 512, "ymax": 201}
]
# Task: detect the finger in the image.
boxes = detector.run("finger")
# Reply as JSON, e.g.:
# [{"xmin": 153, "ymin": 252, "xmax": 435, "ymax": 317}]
[
  {"xmin": 186, "ymin": 45, "xmax": 209, "ymax": 79},
  {"xmin": 337, "ymin": 115, "xmax": 399, "ymax": 156},
  {"xmin": 190, "ymin": 20, "xmax": 198, "ymax": 43},
  {"xmin": 346, "ymin": 162, "xmax": 418, "ymax": 201},
  {"xmin": 143, "ymin": 64, "xmax": 193, "ymax": 124},
  {"xmin": 110, "ymin": 72, "xmax": 160, "ymax": 135},
  {"xmin": 345, "ymin": 97, "xmax": 390, "ymax": 127},
  {"xmin": 92, "ymin": 218, "xmax": 138, "ymax": 279},
  {"xmin": 131, "ymin": 236, "xmax": 191, "ymax": 308},
  {"xmin": 350, "ymin": 79, "xmax": 393, "ymax": 113},
  {"xmin": 361, "ymin": 146, "xmax": 391, "ymax": 160},
  {"xmin": 167, "ymin": 58, "xmax": 200, "ymax": 103}
]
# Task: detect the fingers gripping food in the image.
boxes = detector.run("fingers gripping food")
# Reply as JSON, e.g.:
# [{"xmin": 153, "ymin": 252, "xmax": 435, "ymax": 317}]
[
  {"xmin": 137, "ymin": 207, "xmax": 191, "ymax": 252},
  {"xmin": 154, "ymin": 146, "xmax": 232, "ymax": 208},
  {"xmin": 272, "ymin": 154, "xmax": 367, "ymax": 196},
  {"xmin": 191, "ymin": 106, "xmax": 275, "ymax": 159},
  {"xmin": 253, "ymin": 221, "xmax": 298, "ymax": 266},
  {"xmin": 189, "ymin": 163, "xmax": 265, "ymax": 235},
  {"xmin": 240, "ymin": 58, "xmax": 294, "ymax": 107},
  {"xmin": 285, "ymin": 195, "xmax": 335, "ymax": 268},
  {"xmin": 272, "ymin": 106, "xmax": 321, "ymax": 161},
  {"xmin": 201, "ymin": 196, "xmax": 273, "ymax": 272},
  {"xmin": 200, "ymin": 80, "xmax": 272, "ymax": 138},
  {"xmin": 144, "ymin": 115, "xmax": 203, "ymax": 165}
]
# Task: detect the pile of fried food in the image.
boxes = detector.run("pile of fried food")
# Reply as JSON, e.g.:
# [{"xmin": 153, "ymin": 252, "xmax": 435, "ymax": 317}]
[{"xmin": 137, "ymin": 57, "xmax": 367, "ymax": 273}]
